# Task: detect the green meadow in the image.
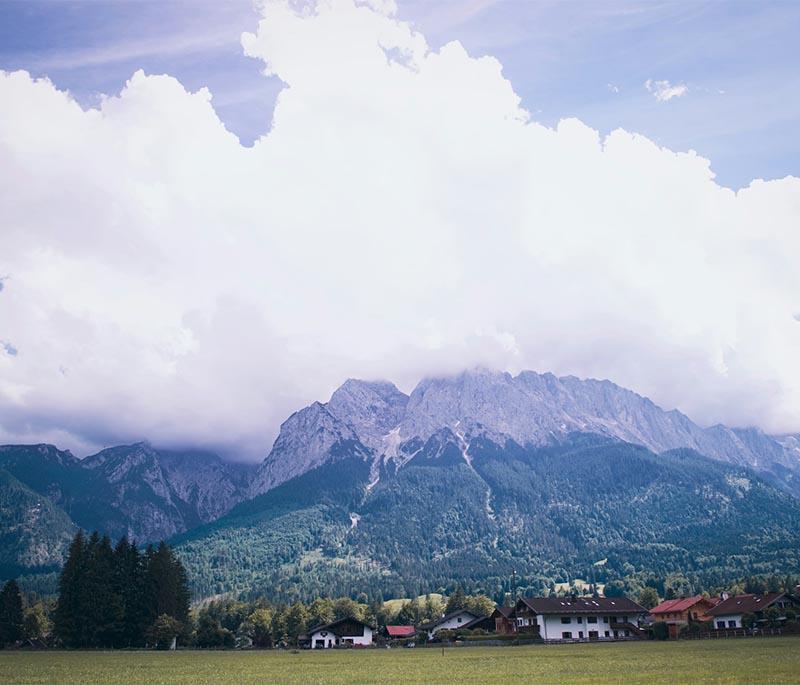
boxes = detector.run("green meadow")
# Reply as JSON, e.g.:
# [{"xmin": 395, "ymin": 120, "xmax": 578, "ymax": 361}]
[{"xmin": 1, "ymin": 638, "xmax": 798, "ymax": 685}]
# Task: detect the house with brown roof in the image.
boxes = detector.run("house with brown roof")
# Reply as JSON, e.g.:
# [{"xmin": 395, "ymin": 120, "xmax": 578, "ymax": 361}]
[
  {"xmin": 512, "ymin": 596, "xmax": 648, "ymax": 641},
  {"xmin": 649, "ymin": 596, "xmax": 718, "ymax": 638},
  {"xmin": 492, "ymin": 606, "xmax": 516, "ymax": 635},
  {"xmin": 708, "ymin": 592, "xmax": 800, "ymax": 630},
  {"xmin": 303, "ymin": 617, "xmax": 375, "ymax": 649}
]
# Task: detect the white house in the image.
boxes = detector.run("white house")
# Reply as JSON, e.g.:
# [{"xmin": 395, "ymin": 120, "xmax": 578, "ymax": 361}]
[
  {"xmin": 708, "ymin": 592, "xmax": 800, "ymax": 630},
  {"xmin": 512, "ymin": 596, "xmax": 648, "ymax": 641},
  {"xmin": 419, "ymin": 610, "xmax": 479, "ymax": 640},
  {"xmin": 305, "ymin": 617, "xmax": 374, "ymax": 649}
]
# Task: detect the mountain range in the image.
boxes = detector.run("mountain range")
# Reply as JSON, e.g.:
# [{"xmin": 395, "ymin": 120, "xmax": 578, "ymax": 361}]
[{"xmin": 2, "ymin": 369, "xmax": 800, "ymax": 598}]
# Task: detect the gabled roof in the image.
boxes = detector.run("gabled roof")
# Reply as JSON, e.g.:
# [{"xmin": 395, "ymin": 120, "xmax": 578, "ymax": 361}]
[
  {"xmin": 307, "ymin": 616, "xmax": 374, "ymax": 636},
  {"xmin": 517, "ymin": 596, "xmax": 647, "ymax": 615},
  {"xmin": 708, "ymin": 593, "xmax": 789, "ymax": 616},
  {"xmin": 386, "ymin": 625, "xmax": 417, "ymax": 637},
  {"xmin": 461, "ymin": 615, "xmax": 494, "ymax": 630},
  {"xmin": 492, "ymin": 606, "xmax": 514, "ymax": 619},
  {"xmin": 418, "ymin": 609, "xmax": 479, "ymax": 631},
  {"xmin": 650, "ymin": 596, "xmax": 711, "ymax": 615}
]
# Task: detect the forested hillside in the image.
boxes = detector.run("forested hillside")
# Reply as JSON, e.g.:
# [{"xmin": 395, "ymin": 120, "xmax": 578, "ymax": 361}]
[
  {"xmin": 176, "ymin": 434, "xmax": 800, "ymax": 601},
  {"xmin": 0, "ymin": 469, "xmax": 75, "ymax": 578}
]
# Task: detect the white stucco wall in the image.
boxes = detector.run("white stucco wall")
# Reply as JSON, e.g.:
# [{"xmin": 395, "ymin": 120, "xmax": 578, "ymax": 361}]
[
  {"xmin": 712, "ymin": 614, "xmax": 742, "ymax": 629},
  {"xmin": 310, "ymin": 626, "xmax": 373, "ymax": 648},
  {"xmin": 427, "ymin": 612, "xmax": 478, "ymax": 638},
  {"xmin": 538, "ymin": 614, "xmax": 635, "ymax": 640}
]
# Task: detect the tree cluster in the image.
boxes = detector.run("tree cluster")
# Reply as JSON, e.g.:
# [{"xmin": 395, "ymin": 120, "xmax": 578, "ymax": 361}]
[
  {"xmin": 54, "ymin": 531, "xmax": 190, "ymax": 648},
  {"xmin": 0, "ymin": 580, "xmax": 24, "ymax": 647}
]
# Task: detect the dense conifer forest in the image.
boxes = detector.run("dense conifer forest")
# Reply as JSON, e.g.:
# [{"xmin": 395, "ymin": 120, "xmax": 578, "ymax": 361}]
[{"xmin": 53, "ymin": 531, "xmax": 190, "ymax": 648}]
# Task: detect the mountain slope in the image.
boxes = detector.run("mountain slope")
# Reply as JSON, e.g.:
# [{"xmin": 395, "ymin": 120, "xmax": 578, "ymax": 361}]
[
  {"xmin": 83, "ymin": 443, "xmax": 253, "ymax": 540},
  {"xmin": 175, "ymin": 433, "xmax": 800, "ymax": 600},
  {"xmin": 250, "ymin": 402, "xmax": 372, "ymax": 496},
  {"xmin": 0, "ymin": 442, "xmax": 253, "ymax": 549},
  {"xmin": 0, "ymin": 468, "xmax": 76, "ymax": 577}
]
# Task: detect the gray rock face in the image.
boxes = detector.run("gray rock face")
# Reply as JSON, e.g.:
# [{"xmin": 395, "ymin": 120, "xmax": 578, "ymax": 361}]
[
  {"xmin": 250, "ymin": 401, "xmax": 369, "ymax": 496},
  {"xmin": 252, "ymin": 368, "xmax": 800, "ymax": 498},
  {"xmin": 84, "ymin": 442, "xmax": 251, "ymax": 541},
  {"xmin": 327, "ymin": 379, "xmax": 409, "ymax": 450}
]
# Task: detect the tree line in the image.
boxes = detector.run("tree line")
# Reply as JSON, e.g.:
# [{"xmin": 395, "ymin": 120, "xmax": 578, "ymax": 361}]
[
  {"xmin": 2, "ymin": 534, "xmax": 799, "ymax": 650},
  {"xmin": 192, "ymin": 586, "xmax": 495, "ymax": 648},
  {"xmin": 54, "ymin": 531, "xmax": 190, "ymax": 648}
]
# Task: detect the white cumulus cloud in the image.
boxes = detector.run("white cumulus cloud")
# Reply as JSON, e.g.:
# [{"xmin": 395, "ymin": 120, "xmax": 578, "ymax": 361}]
[
  {"xmin": 645, "ymin": 78, "xmax": 689, "ymax": 101},
  {"xmin": 0, "ymin": 0, "xmax": 799, "ymax": 459}
]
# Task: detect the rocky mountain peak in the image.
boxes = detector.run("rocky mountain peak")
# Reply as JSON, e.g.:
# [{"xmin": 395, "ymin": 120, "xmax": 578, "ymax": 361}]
[
  {"xmin": 249, "ymin": 367, "xmax": 800, "ymax": 500},
  {"xmin": 327, "ymin": 378, "xmax": 409, "ymax": 450},
  {"xmin": 250, "ymin": 398, "xmax": 367, "ymax": 495}
]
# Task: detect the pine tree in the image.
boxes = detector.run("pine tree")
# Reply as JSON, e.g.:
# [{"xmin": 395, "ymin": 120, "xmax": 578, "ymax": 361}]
[
  {"xmin": 54, "ymin": 530, "xmax": 87, "ymax": 647},
  {"xmin": 0, "ymin": 579, "xmax": 24, "ymax": 646},
  {"xmin": 146, "ymin": 542, "xmax": 190, "ymax": 625},
  {"xmin": 445, "ymin": 586, "xmax": 466, "ymax": 614},
  {"xmin": 115, "ymin": 537, "xmax": 149, "ymax": 647},
  {"xmin": 81, "ymin": 533, "xmax": 123, "ymax": 647}
]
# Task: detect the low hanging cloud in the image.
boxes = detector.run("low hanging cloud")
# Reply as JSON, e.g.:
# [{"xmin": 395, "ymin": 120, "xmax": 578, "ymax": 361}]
[
  {"xmin": 0, "ymin": 0, "xmax": 799, "ymax": 459},
  {"xmin": 645, "ymin": 78, "xmax": 689, "ymax": 101}
]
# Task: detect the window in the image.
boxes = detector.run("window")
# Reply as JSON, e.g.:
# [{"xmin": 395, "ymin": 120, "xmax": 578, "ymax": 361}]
[
  {"xmin": 578, "ymin": 631, "xmax": 584, "ymax": 639},
  {"xmin": 577, "ymin": 617, "xmax": 583, "ymax": 624},
  {"xmin": 457, "ymin": 617, "xmax": 462, "ymax": 623},
  {"xmin": 717, "ymin": 621, "xmax": 725, "ymax": 629},
  {"xmin": 604, "ymin": 631, "xmax": 610, "ymax": 637},
  {"xmin": 728, "ymin": 620, "xmax": 736, "ymax": 628},
  {"xmin": 562, "ymin": 632, "xmax": 572, "ymax": 640},
  {"xmin": 587, "ymin": 616, "xmax": 597, "ymax": 624},
  {"xmin": 603, "ymin": 616, "xmax": 609, "ymax": 623},
  {"xmin": 561, "ymin": 617, "xmax": 571, "ymax": 624}
]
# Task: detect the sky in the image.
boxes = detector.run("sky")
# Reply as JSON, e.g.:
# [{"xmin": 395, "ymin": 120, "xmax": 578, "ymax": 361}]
[{"xmin": 0, "ymin": 0, "xmax": 799, "ymax": 460}]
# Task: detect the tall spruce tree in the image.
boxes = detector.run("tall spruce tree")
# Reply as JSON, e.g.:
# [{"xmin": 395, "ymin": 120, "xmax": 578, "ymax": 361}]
[
  {"xmin": 54, "ymin": 530, "xmax": 87, "ymax": 647},
  {"xmin": 0, "ymin": 579, "xmax": 24, "ymax": 646},
  {"xmin": 146, "ymin": 542, "xmax": 190, "ymax": 626},
  {"xmin": 115, "ymin": 537, "xmax": 149, "ymax": 647},
  {"xmin": 84, "ymin": 534, "xmax": 124, "ymax": 647}
]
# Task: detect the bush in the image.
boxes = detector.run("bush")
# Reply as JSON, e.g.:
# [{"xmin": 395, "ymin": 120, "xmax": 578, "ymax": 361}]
[
  {"xmin": 650, "ymin": 622, "xmax": 669, "ymax": 640},
  {"xmin": 147, "ymin": 615, "xmax": 184, "ymax": 650}
]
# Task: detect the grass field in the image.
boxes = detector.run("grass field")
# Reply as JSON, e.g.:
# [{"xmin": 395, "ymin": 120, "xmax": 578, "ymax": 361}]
[{"xmin": 1, "ymin": 637, "xmax": 799, "ymax": 685}]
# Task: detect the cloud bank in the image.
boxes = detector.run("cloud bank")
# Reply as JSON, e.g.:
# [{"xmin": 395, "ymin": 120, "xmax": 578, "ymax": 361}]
[{"xmin": 1, "ymin": 0, "xmax": 799, "ymax": 459}]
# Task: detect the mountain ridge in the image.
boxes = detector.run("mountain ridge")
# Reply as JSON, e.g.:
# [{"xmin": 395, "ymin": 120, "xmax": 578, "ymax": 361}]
[
  {"xmin": 252, "ymin": 368, "xmax": 800, "ymax": 498},
  {"xmin": 2, "ymin": 367, "xmax": 800, "ymax": 595}
]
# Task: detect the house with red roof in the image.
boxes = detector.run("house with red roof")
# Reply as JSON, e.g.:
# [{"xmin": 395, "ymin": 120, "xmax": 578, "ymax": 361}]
[
  {"xmin": 649, "ymin": 596, "xmax": 717, "ymax": 638},
  {"xmin": 385, "ymin": 625, "xmax": 417, "ymax": 640}
]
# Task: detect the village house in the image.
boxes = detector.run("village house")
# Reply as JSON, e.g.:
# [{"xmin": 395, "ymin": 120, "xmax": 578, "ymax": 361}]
[
  {"xmin": 649, "ymin": 595, "xmax": 718, "ymax": 638},
  {"xmin": 304, "ymin": 617, "xmax": 374, "ymax": 649},
  {"xmin": 418, "ymin": 609, "xmax": 479, "ymax": 640},
  {"xmin": 708, "ymin": 592, "xmax": 800, "ymax": 630},
  {"xmin": 384, "ymin": 625, "xmax": 417, "ymax": 641},
  {"xmin": 511, "ymin": 596, "xmax": 648, "ymax": 641},
  {"xmin": 491, "ymin": 606, "xmax": 516, "ymax": 635}
]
